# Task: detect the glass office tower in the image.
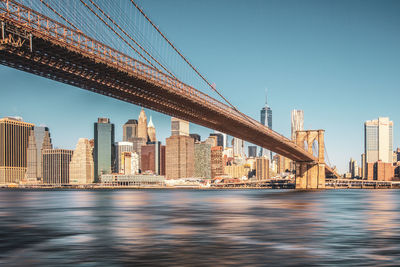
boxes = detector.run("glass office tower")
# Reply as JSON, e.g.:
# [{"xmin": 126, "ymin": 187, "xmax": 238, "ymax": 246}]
[{"xmin": 94, "ymin": 118, "xmax": 115, "ymax": 182}]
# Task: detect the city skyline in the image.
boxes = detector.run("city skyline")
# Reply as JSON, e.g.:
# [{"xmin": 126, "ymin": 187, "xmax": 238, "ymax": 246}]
[
  {"xmin": 1, "ymin": 1, "xmax": 400, "ymax": 265},
  {"xmin": 1, "ymin": 0, "xmax": 400, "ymax": 174}
]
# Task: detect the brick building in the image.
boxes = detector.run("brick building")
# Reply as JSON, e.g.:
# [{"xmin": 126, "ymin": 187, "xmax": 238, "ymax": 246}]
[
  {"xmin": 211, "ymin": 146, "xmax": 224, "ymax": 179},
  {"xmin": 165, "ymin": 136, "xmax": 194, "ymax": 179}
]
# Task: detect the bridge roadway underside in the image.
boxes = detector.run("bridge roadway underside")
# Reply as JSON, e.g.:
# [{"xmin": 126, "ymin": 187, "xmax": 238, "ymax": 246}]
[{"xmin": 0, "ymin": 22, "xmax": 335, "ymax": 176}]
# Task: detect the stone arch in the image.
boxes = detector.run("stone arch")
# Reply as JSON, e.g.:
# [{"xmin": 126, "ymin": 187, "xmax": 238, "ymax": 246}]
[{"xmin": 295, "ymin": 130, "xmax": 324, "ymax": 163}]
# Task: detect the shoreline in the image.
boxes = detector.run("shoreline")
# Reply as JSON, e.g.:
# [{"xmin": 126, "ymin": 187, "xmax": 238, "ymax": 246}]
[{"xmin": 1, "ymin": 185, "xmax": 399, "ymax": 190}]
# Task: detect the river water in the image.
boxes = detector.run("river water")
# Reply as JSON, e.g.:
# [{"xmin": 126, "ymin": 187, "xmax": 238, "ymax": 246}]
[{"xmin": 0, "ymin": 189, "xmax": 399, "ymax": 266}]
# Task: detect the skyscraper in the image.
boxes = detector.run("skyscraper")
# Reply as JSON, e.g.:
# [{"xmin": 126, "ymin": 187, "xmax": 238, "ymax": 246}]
[
  {"xmin": 69, "ymin": 138, "xmax": 94, "ymax": 184},
  {"xmin": 361, "ymin": 153, "xmax": 366, "ymax": 179},
  {"xmin": 141, "ymin": 141, "xmax": 165, "ymax": 175},
  {"xmin": 26, "ymin": 126, "xmax": 53, "ymax": 181},
  {"xmin": 138, "ymin": 108, "xmax": 148, "ymax": 140},
  {"xmin": 291, "ymin": 110, "xmax": 304, "ymax": 141},
  {"xmin": 232, "ymin": 137, "xmax": 245, "ymax": 158},
  {"xmin": 211, "ymin": 146, "xmax": 224, "ymax": 179},
  {"xmin": 260, "ymin": 90, "xmax": 272, "ymax": 159},
  {"xmin": 365, "ymin": 117, "xmax": 393, "ymax": 164},
  {"xmin": 256, "ymin": 157, "xmax": 269, "ymax": 180},
  {"xmin": 171, "ymin": 117, "xmax": 189, "ymax": 136},
  {"xmin": 42, "ymin": 149, "xmax": 73, "ymax": 184},
  {"xmin": 190, "ymin": 134, "xmax": 201, "ymax": 142},
  {"xmin": 165, "ymin": 135, "xmax": 194, "ymax": 179},
  {"xmin": 365, "ymin": 117, "xmax": 393, "ymax": 179},
  {"xmin": 94, "ymin": 118, "xmax": 115, "ymax": 182},
  {"xmin": 248, "ymin": 146, "xmax": 257, "ymax": 158},
  {"xmin": 214, "ymin": 130, "xmax": 227, "ymax": 148},
  {"xmin": 147, "ymin": 116, "xmax": 156, "ymax": 142},
  {"xmin": 210, "ymin": 133, "xmax": 224, "ymax": 147},
  {"xmin": 0, "ymin": 117, "xmax": 34, "ymax": 184},
  {"xmin": 121, "ymin": 151, "xmax": 139, "ymax": 175},
  {"xmin": 123, "ymin": 119, "xmax": 138, "ymax": 142},
  {"xmin": 194, "ymin": 142, "xmax": 211, "ymax": 178},
  {"xmin": 115, "ymin": 141, "xmax": 134, "ymax": 174},
  {"xmin": 165, "ymin": 117, "xmax": 194, "ymax": 179},
  {"xmin": 348, "ymin": 158, "xmax": 359, "ymax": 178}
]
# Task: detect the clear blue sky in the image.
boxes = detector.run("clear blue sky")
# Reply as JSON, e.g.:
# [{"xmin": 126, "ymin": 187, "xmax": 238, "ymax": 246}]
[{"xmin": 1, "ymin": 0, "xmax": 399, "ymax": 173}]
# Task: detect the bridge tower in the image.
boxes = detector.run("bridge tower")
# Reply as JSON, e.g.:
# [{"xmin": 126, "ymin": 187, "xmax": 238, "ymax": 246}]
[{"xmin": 295, "ymin": 130, "xmax": 325, "ymax": 189}]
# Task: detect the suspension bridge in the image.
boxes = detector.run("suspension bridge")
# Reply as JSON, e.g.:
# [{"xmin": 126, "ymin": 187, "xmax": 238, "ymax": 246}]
[{"xmin": 0, "ymin": 0, "xmax": 340, "ymax": 188}]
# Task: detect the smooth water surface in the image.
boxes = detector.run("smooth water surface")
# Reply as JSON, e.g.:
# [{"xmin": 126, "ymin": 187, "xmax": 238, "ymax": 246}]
[{"xmin": 0, "ymin": 189, "xmax": 399, "ymax": 266}]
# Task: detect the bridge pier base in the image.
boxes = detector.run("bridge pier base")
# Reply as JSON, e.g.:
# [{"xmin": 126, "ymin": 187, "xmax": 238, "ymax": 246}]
[{"xmin": 295, "ymin": 162, "xmax": 325, "ymax": 189}]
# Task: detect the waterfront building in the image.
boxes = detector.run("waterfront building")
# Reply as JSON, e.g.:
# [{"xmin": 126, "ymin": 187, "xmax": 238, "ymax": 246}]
[
  {"xmin": 248, "ymin": 146, "xmax": 257, "ymax": 158},
  {"xmin": 259, "ymin": 90, "xmax": 272, "ymax": 160},
  {"xmin": 141, "ymin": 141, "xmax": 165, "ymax": 175},
  {"xmin": 26, "ymin": 126, "xmax": 52, "ymax": 182},
  {"xmin": 171, "ymin": 117, "xmax": 189, "ymax": 136},
  {"xmin": 190, "ymin": 133, "xmax": 201, "ymax": 142},
  {"xmin": 166, "ymin": 135, "xmax": 194, "ymax": 179},
  {"xmin": 138, "ymin": 108, "xmax": 148, "ymax": 140},
  {"xmin": 69, "ymin": 138, "xmax": 94, "ymax": 184},
  {"xmin": 0, "ymin": 117, "xmax": 34, "ymax": 184},
  {"xmin": 365, "ymin": 117, "xmax": 393, "ymax": 179},
  {"xmin": 123, "ymin": 119, "xmax": 138, "ymax": 142},
  {"xmin": 115, "ymin": 141, "xmax": 134, "ymax": 173},
  {"xmin": 147, "ymin": 116, "xmax": 156, "ymax": 142},
  {"xmin": 291, "ymin": 110, "xmax": 304, "ymax": 141},
  {"xmin": 224, "ymin": 165, "xmax": 249, "ymax": 179},
  {"xmin": 100, "ymin": 173, "xmax": 165, "ymax": 186},
  {"xmin": 94, "ymin": 118, "xmax": 115, "ymax": 182},
  {"xmin": 210, "ymin": 133, "xmax": 224, "ymax": 147},
  {"xmin": 194, "ymin": 142, "xmax": 211, "ymax": 178},
  {"xmin": 42, "ymin": 149, "xmax": 73, "ymax": 184},
  {"xmin": 211, "ymin": 146, "xmax": 224, "ymax": 179},
  {"xmin": 256, "ymin": 157, "xmax": 269, "ymax": 180}
]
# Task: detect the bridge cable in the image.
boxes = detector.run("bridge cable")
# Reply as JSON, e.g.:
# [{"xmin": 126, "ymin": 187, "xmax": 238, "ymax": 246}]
[
  {"xmin": 78, "ymin": 0, "xmax": 164, "ymax": 74},
  {"xmin": 104, "ymin": 1, "xmax": 174, "ymax": 80},
  {"xmin": 39, "ymin": 0, "xmax": 80, "ymax": 31},
  {"xmin": 324, "ymin": 144, "xmax": 332, "ymax": 168},
  {"xmin": 86, "ymin": 0, "xmax": 177, "ymax": 80},
  {"xmin": 129, "ymin": 0, "xmax": 272, "ymax": 136},
  {"xmin": 129, "ymin": 1, "xmax": 246, "ymax": 115}
]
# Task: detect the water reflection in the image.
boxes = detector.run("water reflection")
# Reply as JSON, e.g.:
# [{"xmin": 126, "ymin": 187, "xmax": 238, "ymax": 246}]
[{"xmin": 0, "ymin": 189, "xmax": 399, "ymax": 266}]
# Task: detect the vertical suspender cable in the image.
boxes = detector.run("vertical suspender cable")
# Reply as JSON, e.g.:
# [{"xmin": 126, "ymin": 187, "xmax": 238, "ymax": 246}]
[{"xmin": 86, "ymin": 0, "xmax": 177, "ymax": 79}]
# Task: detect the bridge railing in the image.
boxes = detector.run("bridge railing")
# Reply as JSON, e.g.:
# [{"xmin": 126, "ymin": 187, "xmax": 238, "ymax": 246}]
[{"xmin": 0, "ymin": 0, "xmax": 315, "ymax": 161}]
